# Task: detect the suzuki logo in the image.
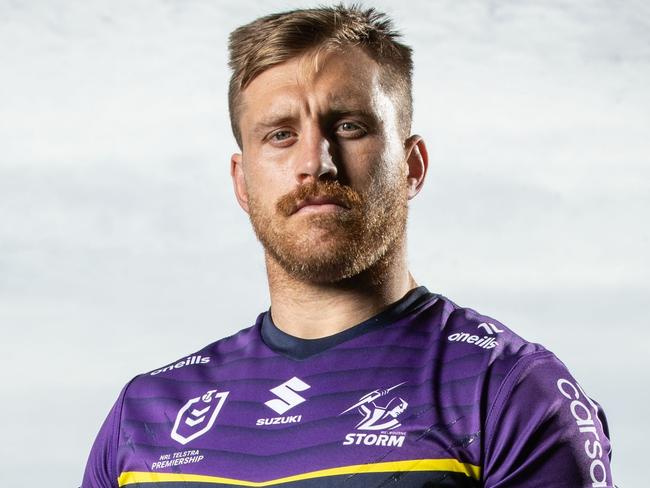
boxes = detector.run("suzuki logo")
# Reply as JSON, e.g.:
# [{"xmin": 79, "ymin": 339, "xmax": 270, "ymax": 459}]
[
  {"xmin": 171, "ymin": 389, "xmax": 229, "ymax": 445},
  {"xmin": 264, "ymin": 377, "xmax": 311, "ymax": 414}
]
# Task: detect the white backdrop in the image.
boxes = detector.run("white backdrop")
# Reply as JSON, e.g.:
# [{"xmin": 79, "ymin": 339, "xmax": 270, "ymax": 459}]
[{"xmin": 0, "ymin": 1, "xmax": 647, "ymax": 486}]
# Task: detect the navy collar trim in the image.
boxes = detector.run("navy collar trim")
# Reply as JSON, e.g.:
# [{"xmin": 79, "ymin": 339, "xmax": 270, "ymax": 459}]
[{"xmin": 261, "ymin": 286, "xmax": 437, "ymax": 360}]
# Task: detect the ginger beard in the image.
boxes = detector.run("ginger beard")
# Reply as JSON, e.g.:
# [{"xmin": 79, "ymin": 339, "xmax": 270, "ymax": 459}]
[{"xmin": 246, "ymin": 167, "xmax": 409, "ymax": 284}]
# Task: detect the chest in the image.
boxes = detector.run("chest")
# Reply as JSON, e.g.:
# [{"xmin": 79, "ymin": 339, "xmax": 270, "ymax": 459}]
[{"xmin": 118, "ymin": 346, "xmax": 483, "ymax": 487}]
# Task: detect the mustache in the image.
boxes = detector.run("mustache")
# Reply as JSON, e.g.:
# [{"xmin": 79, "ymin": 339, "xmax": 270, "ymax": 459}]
[{"xmin": 276, "ymin": 180, "xmax": 363, "ymax": 217}]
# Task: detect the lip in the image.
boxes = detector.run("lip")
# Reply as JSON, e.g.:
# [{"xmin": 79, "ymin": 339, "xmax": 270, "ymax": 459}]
[{"xmin": 293, "ymin": 196, "xmax": 349, "ymax": 215}]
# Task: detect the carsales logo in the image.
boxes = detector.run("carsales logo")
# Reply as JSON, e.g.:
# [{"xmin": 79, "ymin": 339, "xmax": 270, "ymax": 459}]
[{"xmin": 556, "ymin": 378, "xmax": 609, "ymax": 487}]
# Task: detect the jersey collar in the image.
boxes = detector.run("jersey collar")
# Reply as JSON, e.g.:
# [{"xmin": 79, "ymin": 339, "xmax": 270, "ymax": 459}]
[{"xmin": 261, "ymin": 286, "xmax": 437, "ymax": 360}]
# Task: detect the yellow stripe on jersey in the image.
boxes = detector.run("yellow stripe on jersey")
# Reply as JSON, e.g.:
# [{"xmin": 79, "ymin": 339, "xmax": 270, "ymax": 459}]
[{"xmin": 118, "ymin": 458, "xmax": 481, "ymax": 486}]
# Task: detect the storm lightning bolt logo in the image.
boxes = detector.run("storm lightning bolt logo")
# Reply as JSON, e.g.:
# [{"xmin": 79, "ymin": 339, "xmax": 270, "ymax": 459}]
[{"xmin": 340, "ymin": 382, "xmax": 408, "ymax": 431}]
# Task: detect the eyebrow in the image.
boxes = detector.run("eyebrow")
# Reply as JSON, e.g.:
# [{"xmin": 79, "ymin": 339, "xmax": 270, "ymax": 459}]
[
  {"xmin": 251, "ymin": 106, "xmax": 377, "ymax": 136},
  {"xmin": 251, "ymin": 115, "xmax": 298, "ymax": 135},
  {"xmin": 329, "ymin": 108, "xmax": 376, "ymax": 120},
  {"xmin": 247, "ymin": 88, "xmax": 380, "ymax": 136}
]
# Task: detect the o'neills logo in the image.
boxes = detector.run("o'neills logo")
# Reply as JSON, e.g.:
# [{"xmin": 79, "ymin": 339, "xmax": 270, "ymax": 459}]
[
  {"xmin": 150, "ymin": 355, "xmax": 210, "ymax": 376},
  {"xmin": 557, "ymin": 378, "xmax": 609, "ymax": 488},
  {"xmin": 447, "ymin": 333, "xmax": 497, "ymax": 349}
]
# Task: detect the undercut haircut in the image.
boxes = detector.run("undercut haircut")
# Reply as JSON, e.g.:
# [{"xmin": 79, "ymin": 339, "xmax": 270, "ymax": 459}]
[{"xmin": 227, "ymin": 4, "xmax": 414, "ymax": 148}]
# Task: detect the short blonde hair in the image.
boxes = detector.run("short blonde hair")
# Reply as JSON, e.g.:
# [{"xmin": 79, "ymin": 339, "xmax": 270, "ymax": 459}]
[{"xmin": 228, "ymin": 4, "xmax": 414, "ymax": 148}]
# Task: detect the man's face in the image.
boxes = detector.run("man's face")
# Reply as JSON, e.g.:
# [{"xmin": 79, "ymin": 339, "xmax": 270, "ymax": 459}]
[{"xmin": 231, "ymin": 47, "xmax": 419, "ymax": 284}]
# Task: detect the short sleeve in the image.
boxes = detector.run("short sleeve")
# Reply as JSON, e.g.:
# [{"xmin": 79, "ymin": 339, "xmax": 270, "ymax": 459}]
[
  {"xmin": 81, "ymin": 384, "xmax": 129, "ymax": 488},
  {"xmin": 483, "ymin": 352, "xmax": 614, "ymax": 488}
]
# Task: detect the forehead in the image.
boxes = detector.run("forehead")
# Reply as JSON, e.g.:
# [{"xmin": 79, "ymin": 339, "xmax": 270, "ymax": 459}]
[{"xmin": 238, "ymin": 47, "xmax": 388, "ymax": 130}]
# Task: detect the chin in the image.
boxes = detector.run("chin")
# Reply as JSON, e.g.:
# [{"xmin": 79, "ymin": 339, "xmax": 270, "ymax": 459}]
[{"xmin": 271, "ymin": 238, "xmax": 395, "ymax": 285}]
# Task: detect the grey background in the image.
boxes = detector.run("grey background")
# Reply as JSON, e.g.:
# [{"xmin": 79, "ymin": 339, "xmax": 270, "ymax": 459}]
[{"xmin": 0, "ymin": 0, "xmax": 647, "ymax": 486}]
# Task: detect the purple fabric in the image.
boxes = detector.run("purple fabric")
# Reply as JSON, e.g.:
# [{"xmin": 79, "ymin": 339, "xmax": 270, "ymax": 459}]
[{"xmin": 82, "ymin": 292, "xmax": 614, "ymax": 487}]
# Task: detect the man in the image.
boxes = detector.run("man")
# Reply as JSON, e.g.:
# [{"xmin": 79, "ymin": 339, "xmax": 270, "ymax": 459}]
[{"xmin": 83, "ymin": 5, "xmax": 615, "ymax": 487}]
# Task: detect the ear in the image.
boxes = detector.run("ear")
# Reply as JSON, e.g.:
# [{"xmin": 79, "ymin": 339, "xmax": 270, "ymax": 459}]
[
  {"xmin": 230, "ymin": 152, "xmax": 250, "ymax": 213},
  {"xmin": 404, "ymin": 135, "xmax": 429, "ymax": 199}
]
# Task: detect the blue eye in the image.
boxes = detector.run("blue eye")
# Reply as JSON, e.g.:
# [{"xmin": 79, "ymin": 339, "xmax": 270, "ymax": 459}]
[
  {"xmin": 339, "ymin": 122, "xmax": 358, "ymax": 131},
  {"xmin": 272, "ymin": 130, "xmax": 292, "ymax": 141},
  {"xmin": 336, "ymin": 121, "xmax": 365, "ymax": 137}
]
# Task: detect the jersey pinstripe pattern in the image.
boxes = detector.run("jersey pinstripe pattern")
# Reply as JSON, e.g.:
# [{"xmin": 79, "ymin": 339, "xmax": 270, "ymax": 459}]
[{"xmin": 83, "ymin": 288, "xmax": 614, "ymax": 487}]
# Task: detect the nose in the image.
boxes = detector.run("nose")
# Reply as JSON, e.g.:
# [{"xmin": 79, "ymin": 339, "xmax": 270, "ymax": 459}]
[{"xmin": 294, "ymin": 128, "xmax": 338, "ymax": 183}]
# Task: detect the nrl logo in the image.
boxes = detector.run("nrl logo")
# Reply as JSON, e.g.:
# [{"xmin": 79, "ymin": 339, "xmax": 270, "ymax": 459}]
[{"xmin": 171, "ymin": 389, "xmax": 229, "ymax": 445}]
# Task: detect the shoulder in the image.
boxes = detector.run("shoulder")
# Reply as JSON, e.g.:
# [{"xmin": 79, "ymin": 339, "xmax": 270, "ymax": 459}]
[
  {"xmin": 435, "ymin": 294, "xmax": 546, "ymax": 365},
  {"xmin": 82, "ymin": 317, "xmax": 266, "ymax": 486},
  {"xmin": 431, "ymin": 294, "xmax": 570, "ymax": 418},
  {"xmin": 431, "ymin": 295, "xmax": 613, "ymax": 486},
  {"xmin": 434, "ymin": 296, "xmax": 597, "ymax": 416},
  {"xmin": 127, "ymin": 315, "xmax": 264, "ymax": 391},
  {"xmin": 481, "ymin": 342, "xmax": 613, "ymax": 486}
]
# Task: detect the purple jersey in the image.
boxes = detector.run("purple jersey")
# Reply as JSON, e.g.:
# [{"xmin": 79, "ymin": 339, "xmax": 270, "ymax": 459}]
[{"xmin": 82, "ymin": 288, "xmax": 614, "ymax": 487}]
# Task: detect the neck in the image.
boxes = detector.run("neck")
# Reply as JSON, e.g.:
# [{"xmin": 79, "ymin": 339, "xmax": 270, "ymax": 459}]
[{"xmin": 265, "ymin": 238, "xmax": 418, "ymax": 339}]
